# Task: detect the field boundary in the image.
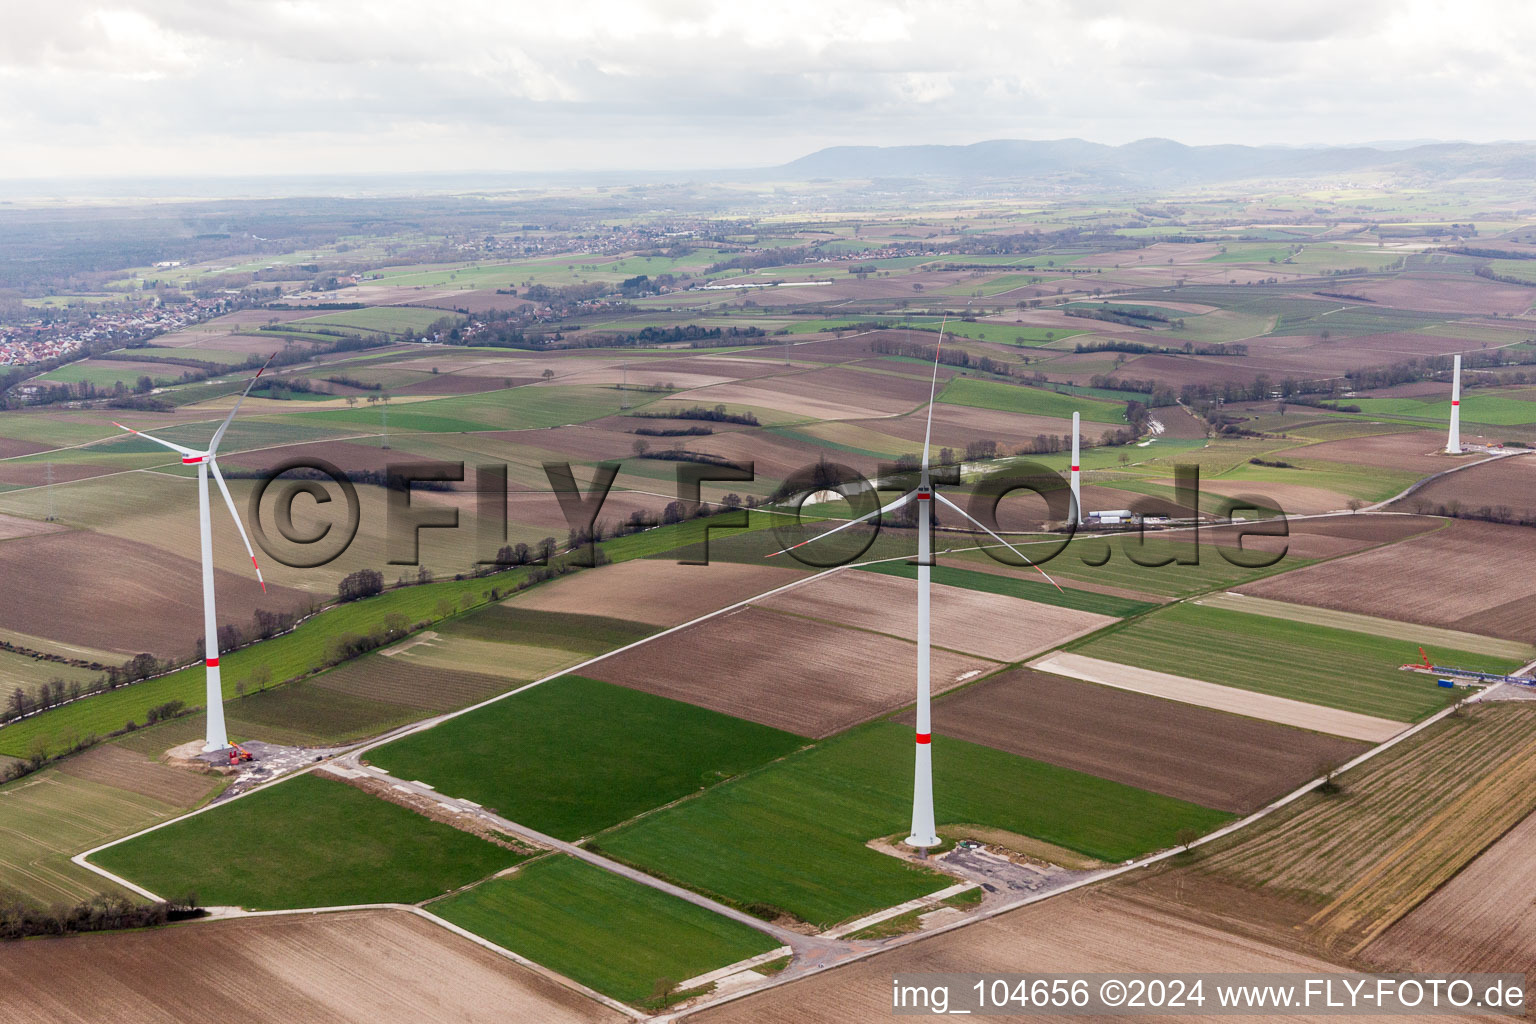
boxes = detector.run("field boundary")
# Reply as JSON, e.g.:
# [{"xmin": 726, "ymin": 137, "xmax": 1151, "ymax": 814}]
[{"xmin": 1029, "ymin": 652, "xmax": 1404, "ymax": 742}]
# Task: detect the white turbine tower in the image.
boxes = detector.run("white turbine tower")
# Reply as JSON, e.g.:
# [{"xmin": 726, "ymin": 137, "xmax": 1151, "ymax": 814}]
[
  {"xmin": 1070, "ymin": 410, "xmax": 1083, "ymax": 526},
  {"xmin": 113, "ymin": 359, "xmax": 272, "ymax": 753},
  {"xmin": 1446, "ymin": 354, "xmax": 1463, "ymax": 455},
  {"xmin": 769, "ymin": 320, "xmax": 1061, "ymax": 849}
]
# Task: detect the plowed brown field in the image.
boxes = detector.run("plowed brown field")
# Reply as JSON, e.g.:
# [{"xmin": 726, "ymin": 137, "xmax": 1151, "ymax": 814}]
[
  {"xmin": 1392, "ymin": 453, "xmax": 1536, "ymax": 519},
  {"xmin": 588, "ymin": 605, "xmax": 995, "ymax": 737},
  {"xmin": 900, "ymin": 668, "xmax": 1366, "ymax": 813},
  {"xmin": 0, "ymin": 532, "xmax": 312, "ymax": 656},
  {"xmin": 757, "ymin": 571, "xmax": 1114, "ymax": 663},
  {"xmin": 1238, "ymin": 519, "xmax": 1536, "ymax": 642},
  {"xmin": 54, "ymin": 743, "xmax": 219, "ymax": 806},
  {"xmin": 0, "ymin": 909, "xmax": 621, "ymax": 1024}
]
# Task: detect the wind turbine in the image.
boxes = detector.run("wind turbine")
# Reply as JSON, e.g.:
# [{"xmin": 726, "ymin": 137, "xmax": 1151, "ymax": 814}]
[
  {"xmin": 769, "ymin": 320, "xmax": 1061, "ymax": 849},
  {"xmin": 112, "ymin": 358, "xmax": 272, "ymax": 753}
]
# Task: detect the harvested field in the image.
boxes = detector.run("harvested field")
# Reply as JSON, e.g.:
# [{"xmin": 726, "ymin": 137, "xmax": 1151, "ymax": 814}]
[
  {"xmin": 1032, "ymin": 653, "xmax": 1403, "ymax": 742},
  {"xmin": 757, "ymin": 570, "xmax": 1115, "ymax": 663},
  {"xmin": 504, "ymin": 558, "xmax": 809, "ymax": 628},
  {"xmin": 904, "ymin": 669, "xmax": 1367, "ymax": 813},
  {"xmin": 53, "ymin": 743, "xmax": 220, "ymax": 806},
  {"xmin": 0, "ymin": 531, "xmax": 311, "ymax": 656},
  {"xmin": 1367, "ymin": 806, "xmax": 1536, "ymax": 994},
  {"xmin": 1239, "ymin": 518, "xmax": 1536, "ymax": 643},
  {"xmin": 0, "ymin": 909, "xmax": 622, "ymax": 1024},
  {"xmin": 1392, "ymin": 451, "xmax": 1536, "ymax": 519},
  {"xmin": 588, "ymin": 606, "xmax": 997, "ymax": 737},
  {"xmin": 1146, "ymin": 703, "xmax": 1536, "ymax": 958},
  {"xmin": 692, "ymin": 892, "xmax": 1365, "ymax": 1024}
]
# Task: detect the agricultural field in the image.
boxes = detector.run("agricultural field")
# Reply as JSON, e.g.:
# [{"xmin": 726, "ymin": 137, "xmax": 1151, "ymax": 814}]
[
  {"xmin": 1133, "ymin": 702, "xmax": 1536, "ymax": 957},
  {"xmin": 938, "ymin": 376, "xmax": 1127, "ymax": 423},
  {"xmin": 368, "ymin": 675, "xmax": 804, "ymax": 840},
  {"xmin": 908, "ymin": 668, "xmax": 1367, "ymax": 813},
  {"xmin": 1070, "ymin": 601, "xmax": 1507, "ymax": 721},
  {"xmin": 1367, "ymin": 802, "xmax": 1536, "ymax": 993},
  {"xmin": 0, "ymin": 909, "xmax": 623, "ymax": 1024},
  {"xmin": 691, "ymin": 891, "xmax": 1352, "ymax": 1024},
  {"xmin": 754, "ymin": 569, "xmax": 1115, "ymax": 663},
  {"xmin": 1239, "ymin": 518, "xmax": 1536, "ymax": 643},
  {"xmin": 0, "ymin": 752, "xmax": 221, "ymax": 906},
  {"xmin": 433, "ymin": 855, "xmax": 780, "ymax": 1007},
  {"xmin": 587, "ymin": 605, "xmax": 997, "ymax": 737},
  {"xmin": 90, "ymin": 773, "xmax": 521, "ymax": 909},
  {"xmin": 594, "ymin": 721, "xmax": 1231, "ymax": 928}
]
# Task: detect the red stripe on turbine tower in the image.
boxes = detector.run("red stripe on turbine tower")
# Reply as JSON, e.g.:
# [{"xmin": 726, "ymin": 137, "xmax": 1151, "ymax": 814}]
[
  {"xmin": 206, "ymin": 657, "xmax": 219, "ymax": 667},
  {"xmin": 1452, "ymin": 400, "xmax": 1460, "ymax": 406},
  {"xmin": 1070, "ymin": 465, "xmax": 1079, "ymax": 472},
  {"xmin": 915, "ymin": 733, "xmax": 931, "ymax": 744}
]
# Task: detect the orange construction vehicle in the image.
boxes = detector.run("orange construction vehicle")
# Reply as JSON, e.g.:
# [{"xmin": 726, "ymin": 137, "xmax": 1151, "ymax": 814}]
[{"xmin": 227, "ymin": 743, "xmax": 254, "ymax": 765}]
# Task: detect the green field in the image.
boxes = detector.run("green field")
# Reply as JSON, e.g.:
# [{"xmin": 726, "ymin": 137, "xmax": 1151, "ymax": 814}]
[
  {"xmin": 938, "ymin": 377, "xmax": 1126, "ymax": 424},
  {"xmin": 371, "ymin": 676, "xmax": 805, "ymax": 840},
  {"xmin": 1072, "ymin": 603, "xmax": 1516, "ymax": 721},
  {"xmin": 0, "ymin": 768, "xmax": 216, "ymax": 906},
  {"xmin": 433, "ymin": 855, "xmax": 779, "ymax": 1005},
  {"xmin": 92, "ymin": 773, "xmax": 519, "ymax": 909},
  {"xmin": 858, "ymin": 561, "xmax": 1157, "ymax": 618},
  {"xmin": 594, "ymin": 721, "xmax": 1231, "ymax": 927},
  {"xmin": 1350, "ymin": 392, "xmax": 1536, "ymax": 427}
]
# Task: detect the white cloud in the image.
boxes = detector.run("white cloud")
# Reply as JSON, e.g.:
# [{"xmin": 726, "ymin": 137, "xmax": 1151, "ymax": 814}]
[{"xmin": 0, "ymin": 0, "xmax": 1532, "ymax": 178}]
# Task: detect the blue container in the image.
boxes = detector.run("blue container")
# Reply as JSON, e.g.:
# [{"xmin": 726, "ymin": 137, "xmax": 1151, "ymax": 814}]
[{"xmin": 1437, "ymin": 679, "xmax": 1456, "ymax": 688}]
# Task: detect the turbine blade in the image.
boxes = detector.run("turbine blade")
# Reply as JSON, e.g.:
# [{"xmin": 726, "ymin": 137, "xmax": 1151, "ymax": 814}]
[
  {"xmin": 933, "ymin": 491, "xmax": 1064, "ymax": 592},
  {"xmin": 920, "ymin": 315, "xmax": 948, "ymax": 473},
  {"xmin": 111, "ymin": 422, "xmax": 201, "ymax": 458},
  {"xmin": 765, "ymin": 490, "xmax": 914, "ymax": 558},
  {"xmin": 208, "ymin": 353, "xmax": 277, "ymax": 455},
  {"xmin": 209, "ymin": 457, "xmax": 267, "ymax": 593}
]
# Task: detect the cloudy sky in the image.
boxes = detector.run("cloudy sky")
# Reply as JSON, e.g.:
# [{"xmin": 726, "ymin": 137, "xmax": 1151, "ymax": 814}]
[{"xmin": 3, "ymin": 0, "xmax": 1534, "ymax": 179}]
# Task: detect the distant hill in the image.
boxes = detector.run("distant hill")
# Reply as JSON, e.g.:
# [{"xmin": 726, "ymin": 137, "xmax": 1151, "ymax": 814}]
[{"xmin": 771, "ymin": 137, "xmax": 1536, "ymax": 185}]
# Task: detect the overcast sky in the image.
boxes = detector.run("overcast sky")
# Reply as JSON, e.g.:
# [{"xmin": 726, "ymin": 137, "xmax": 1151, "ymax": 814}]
[{"xmin": 4, "ymin": 0, "xmax": 1534, "ymax": 180}]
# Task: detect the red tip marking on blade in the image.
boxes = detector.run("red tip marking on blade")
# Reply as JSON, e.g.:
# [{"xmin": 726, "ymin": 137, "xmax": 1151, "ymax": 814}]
[
  {"xmin": 1070, "ymin": 465, "xmax": 1079, "ymax": 472},
  {"xmin": 915, "ymin": 733, "xmax": 931, "ymax": 744},
  {"xmin": 1451, "ymin": 400, "xmax": 1460, "ymax": 406},
  {"xmin": 206, "ymin": 658, "xmax": 219, "ymax": 668}
]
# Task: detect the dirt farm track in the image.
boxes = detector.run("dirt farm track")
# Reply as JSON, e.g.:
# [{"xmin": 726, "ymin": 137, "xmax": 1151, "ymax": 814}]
[{"xmin": 0, "ymin": 910, "xmax": 624, "ymax": 1024}]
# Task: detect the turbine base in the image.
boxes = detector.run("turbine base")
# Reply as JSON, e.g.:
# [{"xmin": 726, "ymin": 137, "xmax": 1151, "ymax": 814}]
[
  {"xmin": 202, "ymin": 741, "xmax": 230, "ymax": 754},
  {"xmin": 903, "ymin": 833, "xmax": 940, "ymax": 849}
]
